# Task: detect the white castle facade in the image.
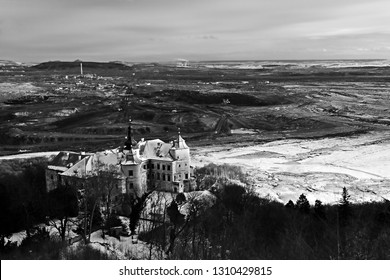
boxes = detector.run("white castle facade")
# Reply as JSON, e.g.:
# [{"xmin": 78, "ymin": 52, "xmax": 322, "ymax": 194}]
[{"xmin": 45, "ymin": 122, "xmax": 195, "ymax": 201}]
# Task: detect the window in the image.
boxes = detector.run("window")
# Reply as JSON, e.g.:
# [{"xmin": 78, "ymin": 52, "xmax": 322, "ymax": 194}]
[
  {"xmin": 162, "ymin": 165, "xmax": 165, "ymax": 170},
  {"xmin": 51, "ymin": 175, "xmax": 54, "ymax": 180},
  {"xmin": 167, "ymin": 165, "xmax": 171, "ymax": 171},
  {"xmin": 151, "ymin": 164, "xmax": 155, "ymax": 169},
  {"xmin": 151, "ymin": 173, "xmax": 155, "ymax": 179},
  {"xmin": 185, "ymin": 173, "xmax": 188, "ymax": 179},
  {"xmin": 143, "ymin": 165, "xmax": 146, "ymax": 169},
  {"xmin": 157, "ymin": 173, "xmax": 160, "ymax": 180},
  {"xmin": 128, "ymin": 170, "xmax": 133, "ymax": 177},
  {"xmin": 162, "ymin": 174, "xmax": 166, "ymax": 181},
  {"xmin": 157, "ymin": 164, "xmax": 160, "ymax": 170},
  {"xmin": 179, "ymin": 164, "xmax": 181, "ymax": 168},
  {"xmin": 129, "ymin": 183, "xmax": 134, "ymax": 189},
  {"xmin": 167, "ymin": 175, "xmax": 171, "ymax": 181}
]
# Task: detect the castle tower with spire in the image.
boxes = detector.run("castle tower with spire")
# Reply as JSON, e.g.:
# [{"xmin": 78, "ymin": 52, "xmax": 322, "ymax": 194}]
[
  {"xmin": 120, "ymin": 119, "xmax": 148, "ymax": 196},
  {"xmin": 124, "ymin": 119, "xmax": 137, "ymax": 150},
  {"xmin": 169, "ymin": 127, "xmax": 191, "ymax": 192}
]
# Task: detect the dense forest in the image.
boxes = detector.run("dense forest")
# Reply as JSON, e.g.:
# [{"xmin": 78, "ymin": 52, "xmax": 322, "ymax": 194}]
[{"xmin": 1, "ymin": 160, "xmax": 390, "ymax": 259}]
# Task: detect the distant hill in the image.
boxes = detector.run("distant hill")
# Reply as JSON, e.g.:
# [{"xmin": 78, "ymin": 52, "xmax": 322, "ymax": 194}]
[
  {"xmin": 31, "ymin": 61, "xmax": 131, "ymax": 70},
  {"xmin": 0, "ymin": 60, "xmax": 22, "ymax": 66}
]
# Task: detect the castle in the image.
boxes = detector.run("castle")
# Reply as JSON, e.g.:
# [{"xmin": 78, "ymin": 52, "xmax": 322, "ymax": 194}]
[{"xmin": 45, "ymin": 121, "xmax": 195, "ymax": 201}]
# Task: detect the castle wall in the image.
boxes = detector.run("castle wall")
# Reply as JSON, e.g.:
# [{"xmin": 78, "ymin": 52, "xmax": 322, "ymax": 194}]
[
  {"xmin": 148, "ymin": 159, "xmax": 175, "ymax": 192},
  {"xmin": 121, "ymin": 161, "xmax": 148, "ymax": 197},
  {"xmin": 174, "ymin": 160, "xmax": 191, "ymax": 185},
  {"xmin": 45, "ymin": 169, "xmax": 60, "ymax": 192},
  {"xmin": 169, "ymin": 147, "xmax": 191, "ymax": 192}
]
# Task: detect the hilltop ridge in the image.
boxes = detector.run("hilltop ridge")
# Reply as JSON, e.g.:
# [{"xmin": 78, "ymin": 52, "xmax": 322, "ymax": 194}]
[{"xmin": 31, "ymin": 60, "xmax": 131, "ymax": 70}]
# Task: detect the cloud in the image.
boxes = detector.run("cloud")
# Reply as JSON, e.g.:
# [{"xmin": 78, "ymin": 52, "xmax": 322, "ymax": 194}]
[
  {"xmin": 201, "ymin": 35, "xmax": 218, "ymax": 40},
  {"xmin": 1, "ymin": 0, "xmax": 390, "ymax": 61}
]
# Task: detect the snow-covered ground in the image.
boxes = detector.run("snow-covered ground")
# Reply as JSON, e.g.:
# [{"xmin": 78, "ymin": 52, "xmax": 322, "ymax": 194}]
[
  {"xmin": 7, "ymin": 218, "xmax": 79, "ymax": 246},
  {"xmin": 84, "ymin": 230, "xmax": 165, "ymax": 260},
  {"xmin": 0, "ymin": 151, "xmax": 59, "ymax": 160},
  {"xmin": 192, "ymin": 131, "xmax": 390, "ymax": 204}
]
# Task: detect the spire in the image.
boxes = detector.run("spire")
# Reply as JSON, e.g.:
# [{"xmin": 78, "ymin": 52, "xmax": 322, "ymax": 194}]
[
  {"xmin": 124, "ymin": 118, "xmax": 137, "ymax": 150},
  {"xmin": 174, "ymin": 126, "xmax": 189, "ymax": 149}
]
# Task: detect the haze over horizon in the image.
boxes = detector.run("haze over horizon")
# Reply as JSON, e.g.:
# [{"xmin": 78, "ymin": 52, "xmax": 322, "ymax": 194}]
[{"xmin": 1, "ymin": 0, "xmax": 390, "ymax": 62}]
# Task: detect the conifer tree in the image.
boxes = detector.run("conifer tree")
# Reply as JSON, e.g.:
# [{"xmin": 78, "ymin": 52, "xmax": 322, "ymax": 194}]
[
  {"xmin": 285, "ymin": 200, "xmax": 295, "ymax": 209},
  {"xmin": 314, "ymin": 199, "xmax": 326, "ymax": 220},
  {"xmin": 338, "ymin": 187, "xmax": 351, "ymax": 258},
  {"xmin": 296, "ymin": 194, "xmax": 310, "ymax": 214}
]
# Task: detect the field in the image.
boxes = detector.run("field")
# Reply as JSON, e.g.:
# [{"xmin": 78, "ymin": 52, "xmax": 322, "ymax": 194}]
[{"xmin": 1, "ymin": 60, "xmax": 390, "ymax": 203}]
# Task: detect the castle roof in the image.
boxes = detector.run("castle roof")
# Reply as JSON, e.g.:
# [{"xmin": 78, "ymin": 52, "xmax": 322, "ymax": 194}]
[
  {"xmin": 48, "ymin": 151, "xmax": 89, "ymax": 170},
  {"xmin": 173, "ymin": 134, "xmax": 189, "ymax": 149},
  {"xmin": 140, "ymin": 139, "xmax": 174, "ymax": 161},
  {"xmin": 49, "ymin": 129, "xmax": 190, "ymax": 178}
]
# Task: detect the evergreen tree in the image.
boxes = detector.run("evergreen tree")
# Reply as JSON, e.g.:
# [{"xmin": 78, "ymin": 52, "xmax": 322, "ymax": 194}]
[
  {"xmin": 285, "ymin": 200, "xmax": 295, "ymax": 209},
  {"xmin": 338, "ymin": 187, "xmax": 351, "ymax": 258},
  {"xmin": 314, "ymin": 199, "xmax": 326, "ymax": 220},
  {"xmin": 339, "ymin": 187, "xmax": 351, "ymax": 227},
  {"xmin": 296, "ymin": 194, "xmax": 310, "ymax": 214}
]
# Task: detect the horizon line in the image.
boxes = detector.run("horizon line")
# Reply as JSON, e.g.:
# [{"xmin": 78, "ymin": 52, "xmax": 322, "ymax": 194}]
[{"xmin": 1, "ymin": 58, "xmax": 389, "ymax": 65}]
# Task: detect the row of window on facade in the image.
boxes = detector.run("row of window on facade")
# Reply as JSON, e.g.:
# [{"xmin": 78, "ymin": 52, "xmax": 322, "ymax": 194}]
[
  {"xmin": 127, "ymin": 169, "xmax": 189, "ymax": 180},
  {"xmin": 138, "ymin": 163, "xmax": 173, "ymax": 171},
  {"xmin": 153, "ymin": 173, "xmax": 171, "ymax": 181},
  {"xmin": 140, "ymin": 162, "xmax": 187, "ymax": 171}
]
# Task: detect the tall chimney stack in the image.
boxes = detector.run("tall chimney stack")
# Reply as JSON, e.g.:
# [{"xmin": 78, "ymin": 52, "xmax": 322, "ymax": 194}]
[{"xmin": 80, "ymin": 62, "xmax": 83, "ymax": 76}]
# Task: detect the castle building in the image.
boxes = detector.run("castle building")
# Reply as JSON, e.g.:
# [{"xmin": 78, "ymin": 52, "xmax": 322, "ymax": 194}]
[{"xmin": 45, "ymin": 122, "xmax": 195, "ymax": 199}]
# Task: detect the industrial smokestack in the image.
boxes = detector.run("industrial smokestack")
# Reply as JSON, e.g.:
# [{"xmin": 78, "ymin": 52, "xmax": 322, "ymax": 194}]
[{"xmin": 80, "ymin": 62, "xmax": 83, "ymax": 76}]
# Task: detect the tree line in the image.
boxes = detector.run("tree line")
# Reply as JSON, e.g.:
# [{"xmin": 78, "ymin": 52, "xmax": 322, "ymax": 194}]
[
  {"xmin": 140, "ymin": 164, "xmax": 390, "ymax": 259},
  {"xmin": 1, "ymin": 160, "xmax": 390, "ymax": 259}
]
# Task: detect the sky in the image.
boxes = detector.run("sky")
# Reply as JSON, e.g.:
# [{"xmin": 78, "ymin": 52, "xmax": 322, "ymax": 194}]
[{"xmin": 1, "ymin": 0, "xmax": 390, "ymax": 62}]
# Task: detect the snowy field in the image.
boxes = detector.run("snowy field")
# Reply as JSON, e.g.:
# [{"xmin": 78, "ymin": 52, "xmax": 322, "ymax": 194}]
[{"xmin": 192, "ymin": 131, "xmax": 390, "ymax": 204}]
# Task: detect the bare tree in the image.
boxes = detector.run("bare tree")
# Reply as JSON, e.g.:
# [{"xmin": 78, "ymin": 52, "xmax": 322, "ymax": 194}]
[
  {"xmin": 139, "ymin": 191, "xmax": 169, "ymax": 259},
  {"xmin": 78, "ymin": 163, "xmax": 122, "ymax": 243},
  {"xmin": 165, "ymin": 195, "xmax": 202, "ymax": 257},
  {"xmin": 47, "ymin": 185, "xmax": 79, "ymax": 242}
]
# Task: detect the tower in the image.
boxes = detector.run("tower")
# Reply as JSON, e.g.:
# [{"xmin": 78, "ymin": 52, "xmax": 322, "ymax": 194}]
[
  {"xmin": 169, "ymin": 127, "xmax": 191, "ymax": 191},
  {"xmin": 124, "ymin": 118, "xmax": 137, "ymax": 150},
  {"xmin": 121, "ymin": 118, "xmax": 145, "ymax": 196}
]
